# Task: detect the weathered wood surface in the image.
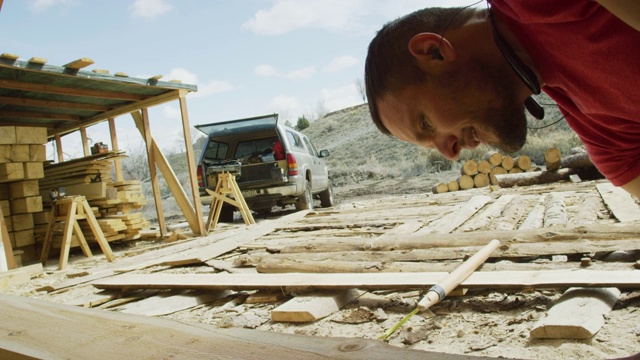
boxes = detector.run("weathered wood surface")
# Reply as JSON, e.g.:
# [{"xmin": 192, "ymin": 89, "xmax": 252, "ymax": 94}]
[
  {"xmin": 277, "ymin": 223, "xmax": 640, "ymax": 253},
  {"xmin": 92, "ymin": 270, "xmax": 640, "ymax": 292},
  {"xmin": 271, "ymin": 289, "xmax": 363, "ymax": 322},
  {"xmin": 0, "ymin": 293, "xmax": 470, "ymax": 360},
  {"xmin": 530, "ymin": 287, "xmax": 620, "ymax": 339},
  {"xmin": 496, "ymin": 168, "xmax": 577, "ymax": 188},
  {"xmin": 596, "ymin": 182, "xmax": 640, "ymax": 222},
  {"xmin": 254, "ymin": 258, "xmax": 633, "ymax": 274},
  {"xmin": 237, "ymin": 238, "xmax": 640, "ymax": 264}
]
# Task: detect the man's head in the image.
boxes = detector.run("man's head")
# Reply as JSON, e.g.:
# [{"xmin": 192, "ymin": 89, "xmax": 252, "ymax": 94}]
[{"xmin": 365, "ymin": 7, "xmax": 528, "ymax": 160}]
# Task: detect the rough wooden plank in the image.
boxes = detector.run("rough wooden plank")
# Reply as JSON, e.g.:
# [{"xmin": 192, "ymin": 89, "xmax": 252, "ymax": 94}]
[
  {"xmin": 65, "ymin": 289, "xmax": 122, "ymax": 308},
  {"xmin": 271, "ymin": 289, "xmax": 362, "ymax": 322},
  {"xmin": 0, "ymin": 293, "xmax": 459, "ymax": 360},
  {"xmin": 158, "ymin": 210, "xmax": 310, "ymax": 267},
  {"xmin": 596, "ymin": 182, "xmax": 640, "ymax": 222},
  {"xmin": 116, "ymin": 289, "xmax": 232, "ymax": 316},
  {"xmin": 415, "ymin": 195, "xmax": 491, "ymax": 235},
  {"xmin": 518, "ymin": 195, "xmax": 546, "ymax": 230},
  {"xmin": 543, "ymin": 193, "xmax": 567, "ymax": 227},
  {"xmin": 255, "ymin": 258, "xmax": 633, "ymax": 274},
  {"xmin": 279, "ymin": 223, "xmax": 640, "ymax": 253},
  {"xmin": 459, "ymin": 195, "xmax": 516, "ymax": 232},
  {"xmin": 530, "ymin": 287, "xmax": 620, "ymax": 339},
  {"xmin": 242, "ymin": 238, "xmax": 640, "ymax": 264},
  {"xmin": 92, "ymin": 270, "xmax": 640, "ymax": 292}
]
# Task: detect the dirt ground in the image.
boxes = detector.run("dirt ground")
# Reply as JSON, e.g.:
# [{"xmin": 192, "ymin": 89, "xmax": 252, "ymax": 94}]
[{"xmin": 6, "ymin": 172, "xmax": 640, "ymax": 360}]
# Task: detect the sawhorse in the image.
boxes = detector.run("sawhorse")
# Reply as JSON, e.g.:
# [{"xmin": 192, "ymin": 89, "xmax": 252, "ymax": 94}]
[
  {"xmin": 40, "ymin": 195, "xmax": 115, "ymax": 270},
  {"xmin": 206, "ymin": 171, "xmax": 255, "ymax": 231}
]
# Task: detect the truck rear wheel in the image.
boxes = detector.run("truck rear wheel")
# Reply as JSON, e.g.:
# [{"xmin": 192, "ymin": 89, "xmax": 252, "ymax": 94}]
[
  {"xmin": 319, "ymin": 181, "xmax": 334, "ymax": 207},
  {"xmin": 295, "ymin": 180, "xmax": 313, "ymax": 210}
]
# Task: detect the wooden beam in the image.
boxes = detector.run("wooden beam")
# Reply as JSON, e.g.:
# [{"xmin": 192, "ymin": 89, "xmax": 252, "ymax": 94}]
[
  {"xmin": 0, "ymin": 95, "xmax": 111, "ymax": 111},
  {"xmin": 92, "ymin": 270, "xmax": 640, "ymax": 292},
  {"xmin": 0, "ymin": 79, "xmax": 144, "ymax": 101},
  {"xmin": 0, "ymin": 110, "xmax": 80, "ymax": 121},
  {"xmin": 140, "ymin": 108, "xmax": 167, "ymax": 236},
  {"xmin": 130, "ymin": 109, "xmax": 199, "ymax": 234},
  {"xmin": 178, "ymin": 95, "xmax": 205, "ymax": 235},
  {"xmin": 0, "ymin": 293, "xmax": 447, "ymax": 360},
  {"xmin": 108, "ymin": 118, "xmax": 124, "ymax": 182},
  {"xmin": 50, "ymin": 89, "xmax": 186, "ymax": 138},
  {"xmin": 63, "ymin": 58, "xmax": 94, "ymax": 70}
]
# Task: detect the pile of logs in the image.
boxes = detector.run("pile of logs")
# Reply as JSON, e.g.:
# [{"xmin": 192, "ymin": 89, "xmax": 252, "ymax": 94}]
[
  {"xmin": 496, "ymin": 147, "xmax": 599, "ymax": 188},
  {"xmin": 432, "ymin": 151, "xmax": 533, "ymax": 194}
]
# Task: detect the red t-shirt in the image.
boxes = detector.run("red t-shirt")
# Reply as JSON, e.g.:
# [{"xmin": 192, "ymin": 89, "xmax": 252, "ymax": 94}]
[{"xmin": 489, "ymin": 0, "xmax": 640, "ymax": 186}]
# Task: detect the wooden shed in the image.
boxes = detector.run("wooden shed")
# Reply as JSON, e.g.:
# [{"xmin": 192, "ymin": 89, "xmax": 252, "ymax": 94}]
[{"xmin": 0, "ymin": 53, "xmax": 207, "ymax": 269}]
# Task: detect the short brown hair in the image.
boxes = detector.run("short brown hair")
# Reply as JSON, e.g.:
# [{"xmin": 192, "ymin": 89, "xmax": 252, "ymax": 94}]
[{"xmin": 365, "ymin": 7, "xmax": 475, "ymax": 135}]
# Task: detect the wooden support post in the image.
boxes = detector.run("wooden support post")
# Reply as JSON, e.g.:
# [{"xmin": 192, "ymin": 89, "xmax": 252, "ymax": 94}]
[
  {"xmin": 79, "ymin": 127, "xmax": 90, "ymax": 157},
  {"xmin": 55, "ymin": 134, "xmax": 64, "ymax": 162},
  {"xmin": 108, "ymin": 118, "xmax": 124, "ymax": 182},
  {"xmin": 40, "ymin": 196, "xmax": 114, "ymax": 270},
  {"xmin": 205, "ymin": 172, "xmax": 255, "ymax": 231},
  {"xmin": 0, "ymin": 205, "xmax": 16, "ymax": 270},
  {"xmin": 178, "ymin": 95, "xmax": 205, "ymax": 235},
  {"xmin": 130, "ymin": 110, "xmax": 199, "ymax": 235},
  {"xmin": 140, "ymin": 108, "xmax": 167, "ymax": 237}
]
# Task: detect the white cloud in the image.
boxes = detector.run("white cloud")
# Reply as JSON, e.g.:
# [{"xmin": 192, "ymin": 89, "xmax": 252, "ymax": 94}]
[
  {"xmin": 165, "ymin": 67, "xmax": 198, "ymax": 85},
  {"xmin": 29, "ymin": 0, "xmax": 78, "ymax": 12},
  {"xmin": 266, "ymin": 95, "xmax": 303, "ymax": 121},
  {"xmin": 242, "ymin": 0, "xmax": 362, "ymax": 35},
  {"xmin": 286, "ymin": 66, "xmax": 316, "ymax": 80},
  {"xmin": 130, "ymin": 0, "xmax": 172, "ymax": 19},
  {"xmin": 321, "ymin": 84, "xmax": 361, "ymax": 111},
  {"xmin": 323, "ymin": 56, "xmax": 359, "ymax": 73},
  {"xmin": 195, "ymin": 79, "xmax": 233, "ymax": 97},
  {"xmin": 255, "ymin": 64, "xmax": 316, "ymax": 80},
  {"xmin": 255, "ymin": 64, "xmax": 279, "ymax": 77},
  {"xmin": 162, "ymin": 105, "xmax": 181, "ymax": 121}
]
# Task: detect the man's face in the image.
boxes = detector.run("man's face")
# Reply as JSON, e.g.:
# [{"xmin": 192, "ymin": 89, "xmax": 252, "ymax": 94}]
[{"xmin": 377, "ymin": 60, "xmax": 528, "ymax": 160}]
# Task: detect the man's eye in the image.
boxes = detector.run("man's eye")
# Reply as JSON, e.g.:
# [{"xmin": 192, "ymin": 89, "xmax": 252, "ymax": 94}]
[{"xmin": 420, "ymin": 117, "xmax": 432, "ymax": 130}]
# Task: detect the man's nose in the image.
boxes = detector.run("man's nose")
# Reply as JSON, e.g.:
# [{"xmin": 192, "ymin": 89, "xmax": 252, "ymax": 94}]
[{"xmin": 434, "ymin": 134, "xmax": 461, "ymax": 160}]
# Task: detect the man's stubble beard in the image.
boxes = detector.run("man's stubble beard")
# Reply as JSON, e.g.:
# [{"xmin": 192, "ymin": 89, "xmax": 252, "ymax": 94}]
[{"xmin": 440, "ymin": 60, "xmax": 528, "ymax": 153}]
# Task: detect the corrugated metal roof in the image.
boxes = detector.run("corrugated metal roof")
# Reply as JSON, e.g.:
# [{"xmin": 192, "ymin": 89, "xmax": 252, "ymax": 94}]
[{"xmin": 0, "ymin": 55, "xmax": 197, "ymax": 139}]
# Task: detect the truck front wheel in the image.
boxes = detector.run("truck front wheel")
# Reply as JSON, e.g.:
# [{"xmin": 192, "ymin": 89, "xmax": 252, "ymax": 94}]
[{"xmin": 296, "ymin": 180, "xmax": 313, "ymax": 210}]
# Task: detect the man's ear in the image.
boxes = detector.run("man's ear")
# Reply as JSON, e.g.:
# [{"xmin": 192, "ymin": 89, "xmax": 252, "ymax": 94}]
[{"xmin": 408, "ymin": 33, "xmax": 455, "ymax": 63}]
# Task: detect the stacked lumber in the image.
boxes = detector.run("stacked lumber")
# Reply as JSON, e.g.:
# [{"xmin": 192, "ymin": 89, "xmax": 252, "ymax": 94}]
[
  {"xmin": 0, "ymin": 126, "xmax": 48, "ymax": 262},
  {"xmin": 34, "ymin": 153, "xmax": 150, "ymax": 253},
  {"xmin": 432, "ymin": 151, "xmax": 533, "ymax": 194}
]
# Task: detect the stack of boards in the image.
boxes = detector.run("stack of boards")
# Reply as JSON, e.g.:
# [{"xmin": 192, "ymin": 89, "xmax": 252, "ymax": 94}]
[{"xmin": 31, "ymin": 151, "xmax": 150, "ymax": 261}]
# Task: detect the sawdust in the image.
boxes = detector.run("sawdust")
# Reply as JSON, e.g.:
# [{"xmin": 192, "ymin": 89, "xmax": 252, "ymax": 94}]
[{"xmin": 5, "ymin": 177, "xmax": 640, "ymax": 360}]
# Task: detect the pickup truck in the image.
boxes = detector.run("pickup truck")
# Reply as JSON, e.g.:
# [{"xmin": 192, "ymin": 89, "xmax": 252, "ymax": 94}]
[{"xmin": 195, "ymin": 114, "xmax": 334, "ymax": 221}]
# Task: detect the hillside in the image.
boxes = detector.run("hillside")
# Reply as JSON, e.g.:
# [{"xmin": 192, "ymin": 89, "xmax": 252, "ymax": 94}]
[
  {"xmin": 301, "ymin": 98, "xmax": 583, "ymax": 200},
  {"xmin": 302, "ymin": 104, "xmax": 447, "ymax": 185}
]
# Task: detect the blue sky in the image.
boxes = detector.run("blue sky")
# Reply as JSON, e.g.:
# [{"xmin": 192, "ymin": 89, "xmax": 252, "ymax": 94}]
[{"xmin": 0, "ymin": 0, "xmax": 478, "ymax": 158}]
